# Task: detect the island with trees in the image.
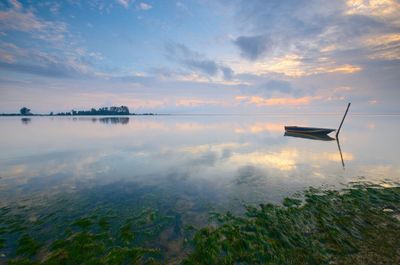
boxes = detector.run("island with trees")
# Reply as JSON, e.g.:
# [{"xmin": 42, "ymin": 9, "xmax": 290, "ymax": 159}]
[
  {"xmin": 0, "ymin": 106, "xmax": 157, "ymax": 116},
  {"xmin": 56, "ymin": 106, "xmax": 130, "ymax": 116}
]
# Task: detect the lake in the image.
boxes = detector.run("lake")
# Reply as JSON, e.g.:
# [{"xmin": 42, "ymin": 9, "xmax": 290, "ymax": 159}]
[{"xmin": 0, "ymin": 115, "xmax": 399, "ymax": 262}]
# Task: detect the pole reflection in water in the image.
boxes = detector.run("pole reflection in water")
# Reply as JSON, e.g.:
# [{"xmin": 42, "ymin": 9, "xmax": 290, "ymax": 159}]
[
  {"xmin": 284, "ymin": 131, "xmax": 345, "ymax": 168},
  {"xmin": 336, "ymin": 137, "xmax": 345, "ymax": 168},
  {"xmin": 20, "ymin": 117, "xmax": 31, "ymax": 124}
]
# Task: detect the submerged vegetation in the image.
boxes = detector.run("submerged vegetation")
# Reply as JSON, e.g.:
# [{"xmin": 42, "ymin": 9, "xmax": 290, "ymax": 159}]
[
  {"xmin": 1, "ymin": 207, "xmax": 171, "ymax": 264},
  {"xmin": 1, "ymin": 183, "xmax": 399, "ymax": 264},
  {"xmin": 184, "ymin": 183, "xmax": 400, "ymax": 264}
]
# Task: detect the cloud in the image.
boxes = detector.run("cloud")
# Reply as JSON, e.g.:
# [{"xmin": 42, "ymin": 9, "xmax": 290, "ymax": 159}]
[
  {"xmin": 137, "ymin": 2, "xmax": 152, "ymax": 10},
  {"xmin": 229, "ymin": 54, "xmax": 362, "ymax": 77},
  {"xmin": 0, "ymin": 0, "xmax": 398, "ymax": 114},
  {"xmin": 228, "ymin": 0, "xmax": 399, "ymax": 81},
  {"xmin": 185, "ymin": 58, "xmax": 219, "ymax": 76},
  {"xmin": 236, "ymin": 79, "xmax": 300, "ymax": 100},
  {"xmin": 0, "ymin": 39, "xmax": 102, "ymax": 79},
  {"xmin": 368, "ymin": 99, "xmax": 378, "ymax": 105},
  {"xmin": 221, "ymin": 66, "xmax": 234, "ymax": 80},
  {"xmin": 9, "ymin": 0, "xmax": 22, "ymax": 10},
  {"xmin": 0, "ymin": 45, "xmax": 102, "ymax": 78},
  {"xmin": 360, "ymin": 33, "xmax": 400, "ymax": 60},
  {"xmin": 0, "ymin": 1, "xmax": 107, "ymax": 79},
  {"xmin": 116, "ymin": 0, "xmax": 131, "ymax": 9},
  {"xmin": 0, "ymin": 2, "xmax": 67, "ymax": 37},
  {"xmin": 165, "ymin": 42, "xmax": 235, "ymax": 80},
  {"xmin": 345, "ymin": 0, "xmax": 400, "ymax": 22},
  {"xmin": 0, "ymin": 61, "xmax": 75, "ymax": 78},
  {"xmin": 175, "ymin": 98, "xmax": 223, "ymax": 107},
  {"xmin": 233, "ymin": 35, "xmax": 271, "ymax": 60},
  {"xmin": 236, "ymin": 95, "xmax": 319, "ymax": 107},
  {"xmin": 0, "ymin": 47, "xmax": 15, "ymax": 63},
  {"xmin": 259, "ymin": 80, "xmax": 293, "ymax": 94}
]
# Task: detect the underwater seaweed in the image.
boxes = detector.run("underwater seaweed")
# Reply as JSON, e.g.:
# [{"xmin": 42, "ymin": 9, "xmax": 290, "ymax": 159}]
[{"xmin": 184, "ymin": 184, "xmax": 400, "ymax": 265}]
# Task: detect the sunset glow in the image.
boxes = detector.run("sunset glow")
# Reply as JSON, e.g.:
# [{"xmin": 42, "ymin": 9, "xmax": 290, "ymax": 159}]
[{"xmin": 0, "ymin": 0, "xmax": 398, "ymax": 113}]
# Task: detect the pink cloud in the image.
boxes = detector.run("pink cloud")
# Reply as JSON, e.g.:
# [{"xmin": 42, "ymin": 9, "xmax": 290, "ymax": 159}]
[{"xmin": 236, "ymin": 95, "xmax": 320, "ymax": 107}]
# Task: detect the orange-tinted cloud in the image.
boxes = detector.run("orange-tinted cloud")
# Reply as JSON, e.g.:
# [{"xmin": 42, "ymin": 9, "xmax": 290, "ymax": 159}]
[
  {"xmin": 362, "ymin": 33, "xmax": 400, "ymax": 60},
  {"xmin": 345, "ymin": 0, "xmax": 400, "ymax": 19},
  {"xmin": 236, "ymin": 95, "xmax": 320, "ymax": 107},
  {"xmin": 230, "ymin": 54, "xmax": 362, "ymax": 77},
  {"xmin": 175, "ymin": 98, "xmax": 226, "ymax": 107},
  {"xmin": 314, "ymin": 64, "xmax": 361, "ymax": 74}
]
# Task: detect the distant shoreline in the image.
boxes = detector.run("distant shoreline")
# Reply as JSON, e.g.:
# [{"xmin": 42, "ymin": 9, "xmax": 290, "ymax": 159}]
[
  {"xmin": 2, "ymin": 113, "xmax": 400, "ymax": 117},
  {"xmin": 0, "ymin": 113, "xmax": 162, "ymax": 116}
]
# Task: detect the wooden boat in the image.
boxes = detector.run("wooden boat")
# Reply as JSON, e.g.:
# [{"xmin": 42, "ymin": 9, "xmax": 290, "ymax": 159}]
[
  {"xmin": 284, "ymin": 126, "xmax": 335, "ymax": 135},
  {"xmin": 284, "ymin": 103, "xmax": 351, "ymax": 137}
]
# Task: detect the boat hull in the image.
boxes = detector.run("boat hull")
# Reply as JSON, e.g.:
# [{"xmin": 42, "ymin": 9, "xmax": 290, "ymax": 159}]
[{"xmin": 284, "ymin": 126, "xmax": 336, "ymax": 135}]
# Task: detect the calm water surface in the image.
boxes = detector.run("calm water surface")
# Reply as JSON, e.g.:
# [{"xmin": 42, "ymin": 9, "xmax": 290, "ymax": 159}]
[{"xmin": 0, "ymin": 115, "xmax": 399, "ymax": 260}]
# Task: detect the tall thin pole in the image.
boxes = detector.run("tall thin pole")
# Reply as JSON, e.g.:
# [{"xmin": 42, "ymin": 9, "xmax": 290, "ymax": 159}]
[{"xmin": 336, "ymin": 103, "xmax": 351, "ymax": 138}]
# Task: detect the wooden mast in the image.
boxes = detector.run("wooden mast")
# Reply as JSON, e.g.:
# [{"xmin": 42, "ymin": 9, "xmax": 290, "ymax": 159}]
[{"xmin": 336, "ymin": 102, "xmax": 351, "ymax": 139}]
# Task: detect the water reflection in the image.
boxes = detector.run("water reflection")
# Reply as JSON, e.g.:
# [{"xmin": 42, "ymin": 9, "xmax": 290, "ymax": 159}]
[
  {"xmin": 284, "ymin": 131, "xmax": 336, "ymax": 141},
  {"xmin": 98, "ymin": 117, "xmax": 129, "ymax": 124},
  {"xmin": 337, "ymin": 138, "xmax": 345, "ymax": 168},
  {"xmin": 1, "ymin": 115, "xmax": 399, "ymax": 263},
  {"xmin": 70, "ymin": 117, "xmax": 130, "ymax": 124},
  {"xmin": 22, "ymin": 117, "xmax": 130, "ymax": 125},
  {"xmin": 20, "ymin": 117, "xmax": 31, "ymax": 124},
  {"xmin": 284, "ymin": 131, "xmax": 345, "ymax": 167},
  {"xmin": 0, "ymin": 115, "xmax": 399, "ymax": 210}
]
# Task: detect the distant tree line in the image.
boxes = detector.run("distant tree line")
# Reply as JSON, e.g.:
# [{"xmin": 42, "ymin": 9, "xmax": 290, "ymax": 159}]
[
  {"xmin": 1, "ymin": 106, "xmax": 157, "ymax": 116},
  {"xmin": 56, "ymin": 106, "xmax": 130, "ymax": 116}
]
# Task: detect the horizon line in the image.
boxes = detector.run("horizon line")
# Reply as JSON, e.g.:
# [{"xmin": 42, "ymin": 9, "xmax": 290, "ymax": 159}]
[{"xmin": 2, "ymin": 112, "xmax": 400, "ymax": 117}]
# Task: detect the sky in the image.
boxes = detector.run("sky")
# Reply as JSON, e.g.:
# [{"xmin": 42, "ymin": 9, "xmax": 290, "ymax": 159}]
[{"xmin": 0, "ymin": 0, "xmax": 399, "ymax": 114}]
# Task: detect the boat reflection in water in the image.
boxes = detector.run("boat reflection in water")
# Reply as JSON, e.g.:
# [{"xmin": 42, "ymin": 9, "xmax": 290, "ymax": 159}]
[
  {"xmin": 284, "ymin": 131, "xmax": 346, "ymax": 168},
  {"xmin": 284, "ymin": 132, "xmax": 335, "ymax": 141}
]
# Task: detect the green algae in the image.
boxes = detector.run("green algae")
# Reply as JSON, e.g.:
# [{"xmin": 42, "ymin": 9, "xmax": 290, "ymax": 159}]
[
  {"xmin": 1, "ymin": 183, "xmax": 399, "ymax": 264},
  {"xmin": 0, "ymin": 184, "xmax": 178, "ymax": 264},
  {"xmin": 6, "ymin": 214, "xmax": 164, "ymax": 265},
  {"xmin": 119, "ymin": 222, "xmax": 135, "ymax": 242},
  {"xmin": 183, "ymin": 184, "xmax": 400, "ymax": 264},
  {"xmin": 43, "ymin": 231, "xmax": 160, "ymax": 265},
  {"xmin": 0, "ymin": 237, "xmax": 5, "ymax": 249},
  {"xmin": 16, "ymin": 235, "xmax": 41, "ymax": 257},
  {"xmin": 7, "ymin": 258, "xmax": 35, "ymax": 265},
  {"xmin": 98, "ymin": 217, "xmax": 110, "ymax": 231},
  {"xmin": 72, "ymin": 218, "xmax": 93, "ymax": 230}
]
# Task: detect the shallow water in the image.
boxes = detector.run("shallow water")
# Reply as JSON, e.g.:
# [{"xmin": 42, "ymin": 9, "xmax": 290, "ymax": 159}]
[{"xmin": 0, "ymin": 115, "xmax": 399, "ymax": 261}]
